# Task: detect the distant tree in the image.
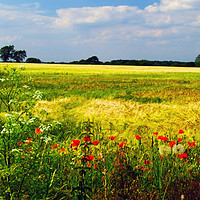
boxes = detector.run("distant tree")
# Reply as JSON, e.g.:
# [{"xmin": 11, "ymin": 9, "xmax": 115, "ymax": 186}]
[
  {"xmin": 13, "ymin": 50, "xmax": 27, "ymax": 62},
  {"xmin": 0, "ymin": 45, "xmax": 15, "ymax": 62},
  {"xmin": 195, "ymin": 54, "xmax": 200, "ymax": 66},
  {"xmin": 86, "ymin": 56, "xmax": 100, "ymax": 64},
  {"xmin": 26, "ymin": 57, "xmax": 41, "ymax": 63}
]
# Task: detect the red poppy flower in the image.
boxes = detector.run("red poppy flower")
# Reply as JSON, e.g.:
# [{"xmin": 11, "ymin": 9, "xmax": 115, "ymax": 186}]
[
  {"xmin": 119, "ymin": 142, "xmax": 127, "ymax": 148},
  {"xmin": 35, "ymin": 128, "xmax": 43, "ymax": 134},
  {"xmin": 162, "ymin": 137, "xmax": 169, "ymax": 142},
  {"xmin": 179, "ymin": 153, "xmax": 188, "ymax": 159},
  {"xmin": 143, "ymin": 159, "xmax": 150, "ymax": 165},
  {"xmin": 157, "ymin": 135, "xmax": 164, "ymax": 140},
  {"xmin": 177, "ymin": 138, "xmax": 182, "ymax": 143},
  {"xmin": 51, "ymin": 144, "xmax": 58, "ymax": 149},
  {"xmin": 94, "ymin": 164, "xmax": 98, "ymax": 170},
  {"xmin": 25, "ymin": 138, "xmax": 33, "ymax": 144},
  {"xmin": 86, "ymin": 155, "xmax": 94, "ymax": 161},
  {"xmin": 59, "ymin": 148, "xmax": 66, "ymax": 153},
  {"xmin": 28, "ymin": 148, "xmax": 32, "ymax": 151},
  {"xmin": 178, "ymin": 129, "xmax": 184, "ymax": 134},
  {"xmin": 188, "ymin": 141, "xmax": 196, "ymax": 147},
  {"xmin": 87, "ymin": 163, "xmax": 91, "ymax": 167},
  {"xmin": 17, "ymin": 142, "xmax": 23, "ymax": 146},
  {"xmin": 72, "ymin": 140, "xmax": 80, "ymax": 147},
  {"xmin": 93, "ymin": 141, "xmax": 100, "ymax": 145},
  {"xmin": 135, "ymin": 135, "xmax": 141, "ymax": 140},
  {"xmin": 153, "ymin": 132, "xmax": 158, "ymax": 135},
  {"xmin": 102, "ymin": 176, "xmax": 104, "ymax": 180},
  {"xmin": 83, "ymin": 136, "xmax": 91, "ymax": 142},
  {"xmin": 169, "ymin": 141, "xmax": 176, "ymax": 148},
  {"xmin": 109, "ymin": 136, "xmax": 115, "ymax": 140}
]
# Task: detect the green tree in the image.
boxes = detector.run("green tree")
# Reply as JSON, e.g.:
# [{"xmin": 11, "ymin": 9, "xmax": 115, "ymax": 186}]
[
  {"xmin": 0, "ymin": 45, "xmax": 15, "ymax": 62},
  {"xmin": 13, "ymin": 50, "xmax": 27, "ymax": 62},
  {"xmin": 86, "ymin": 56, "xmax": 100, "ymax": 64},
  {"xmin": 26, "ymin": 57, "xmax": 41, "ymax": 63},
  {"xmin": 195, "ymin": 54, "xmax": 200, "ymax": 66}
]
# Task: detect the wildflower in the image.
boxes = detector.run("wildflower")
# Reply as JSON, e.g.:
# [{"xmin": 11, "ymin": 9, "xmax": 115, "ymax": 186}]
[
  {"xmin": 177, "ymin": 138, "xmax": 182, "ymax": 143},
  {"xmin": 135, "ymin": 135, "xmax": 141, "ymax": 140},
  {"xmin": 83, "ymin": 136, "xmax": 91, "ymax": 142},
  {"xmin": 86, "ymin": 155, "xmax": 94, "ymax": 161},
  {"xmin": 22, "ymin": 156, "xmax": 24, "ymax": 159},
  {"xmin": 17, "ymin": 142, "xmax": 23, "ymax": 146},
  {"xmin": 87, "ymin": 163, "xmax": 91, "ymax": 167},
  {"xmin": 51, "ymin": 144, "xmax": 58, "ymax": 149},
  {"xmin": 35, "ymin": 128, "xmax": 43, "ymax": 134},
  {"xmin": 102, "ymin": 176, "xmax": 104, "ymax": 180},
  {"xmin": 179, "ymin": 153, "xmax": 188, "ymax": 160},
  {"xmin": 59, "ymin": 148, "xmax": 66, "ymax": 153},
  {"xmin": 94, "ymin": 164, "xmax": 98, "ymax": 170},
  {"xmin": 72, "ymin": 140, "xmax": 80, "ymax": 147},
  {"xmin": 153, "ymin": 132, "xmax": 158, "ymax": 135},
  {"xmin": 178, "ymin": 129, "xmax": 184, "ymax": 134},
  {"xmin": 28, "ymin": 148, "xmax": 32, "ymax": 151},
  {"xmin": 162, "ymin": 137, "xmax": 169, "ymax": 142},
  {"xmin": 41, "ymin": 136, "xmax": 52, "ymax": 143},
  {"xmin": 119, "ymin": 142, "xmax": 127, "ymax": 148},
  {"xmin": 172, "ymin": 144, "xmax": 185, "ymax": 155},
  {"xmin": 109, "ymin": 136, "xmax": 115, "ymax": 140},
  {"xmin": 93, "ymin": 141, "xmax": 100, "ymax": 145},
  {"xmin": 25, "ymin": 138, "xmax": 33, "ymax": 144},
  {"xmin": 188, "ymin": 141, "xmax": 196, "ymax": 147},
  {"xmin": 143, "ymin": 159, "xmax": 150, "ymax": 165},
  {"xmin": 157, "ymin": 135, "xmax": 164, "ymax": 140},
  {"xmin": 159, "ymin": 145, "xmax": 171, "ymax": 156},
  {"xmin": 169, "ymin": 141, "xmax": 176, "ymax": 148}
]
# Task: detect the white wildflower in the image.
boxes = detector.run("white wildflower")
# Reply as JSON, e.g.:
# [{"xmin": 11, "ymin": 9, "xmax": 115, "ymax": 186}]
[
  {"xmin": 40, "ymin": 136, "xmax": 52, "ymax": 143},
  {"xmin": 159, "ymin": 145, "xmax": 171, "ymax": 156},
  {"xmin": 0, "ymin": 78, "xmax": 5, "ymax": 82},
  {"xmin": 172, "ymin": 144, "xmax": 185, "ymax": 155}
]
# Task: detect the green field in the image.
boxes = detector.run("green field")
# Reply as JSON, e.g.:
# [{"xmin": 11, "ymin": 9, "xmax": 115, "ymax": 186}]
[
  {"xmin": 2, "ymin": 63, "xmax": 200, "ymax": 137},
  {"xmin": 0, "ymin": 63, "xmax": 199, "ymax": 199}
]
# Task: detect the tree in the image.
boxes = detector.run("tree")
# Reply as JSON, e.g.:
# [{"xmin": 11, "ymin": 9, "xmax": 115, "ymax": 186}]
[
  {"xmin": 26, "ymin": 57, "xmax": 41, "ymax": 63},
  {"xmin": 0, "ymin": 45, "xmax": 15, "ymax": 62},
  {"xmin": 86, "ymin": 56, "xmax": 100, "ymax": 64},
  {"xmin": 13, "ymin": 50, "xmax": 27, "ymax": 62},
  {"xmin": 195, "ymin": 54, "xmax": 200, "ymax": 67}
]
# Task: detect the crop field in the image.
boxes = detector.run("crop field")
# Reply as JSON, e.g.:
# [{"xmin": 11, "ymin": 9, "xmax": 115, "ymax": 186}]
[{"xmin": 0, "ymin": 63, "xmax": 199, "ymax": 199}]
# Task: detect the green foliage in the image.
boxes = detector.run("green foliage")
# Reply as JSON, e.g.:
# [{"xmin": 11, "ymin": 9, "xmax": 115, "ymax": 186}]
[
  {"xmin": 0, "ymin": 45, "xmax": 27, "ymax": 62},
  {"xmin": 0, "ymin": 66, "xmax": 42, "ymax": 113},
  {"xmin": 0, "ymin": 45, "xmax": 15, "ymax": 62},
  {"xmin": 195, "ymin": 54, "xmax": 200, "ymax": 66},
  {"xmin": 26, "ymin": 57, "xmax": 41, "ymax": 63}
]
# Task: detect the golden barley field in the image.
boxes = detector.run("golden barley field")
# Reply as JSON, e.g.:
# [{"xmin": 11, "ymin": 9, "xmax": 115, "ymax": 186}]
[{"xmin": 1, "ymin": 63, "xmax": 199, "ymax": 141}]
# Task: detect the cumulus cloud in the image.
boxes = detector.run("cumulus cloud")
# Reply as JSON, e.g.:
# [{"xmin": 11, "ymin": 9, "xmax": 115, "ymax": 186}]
[{"xmin": 53, "ymin": 6, "xmax": 141, "ymax": 28}]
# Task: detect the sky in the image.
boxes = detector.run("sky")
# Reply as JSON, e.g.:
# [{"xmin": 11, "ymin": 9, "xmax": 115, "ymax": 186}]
[{"xmin": 0, "ymin": 0, "xmax": 200, "ymax": 62}]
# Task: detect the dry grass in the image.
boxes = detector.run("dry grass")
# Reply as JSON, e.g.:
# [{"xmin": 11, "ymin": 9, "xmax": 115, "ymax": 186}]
[{"xmin": 35, "ymin": 97, "xmax": 200, "ymax": 141}]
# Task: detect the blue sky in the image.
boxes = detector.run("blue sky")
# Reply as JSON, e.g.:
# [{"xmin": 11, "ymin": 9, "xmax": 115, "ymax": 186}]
[{"xmin": 0, "ymin": 0, "xmax": 200, "ymax": 62}]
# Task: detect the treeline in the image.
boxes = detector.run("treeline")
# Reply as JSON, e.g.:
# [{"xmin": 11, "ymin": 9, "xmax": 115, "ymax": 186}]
[{"xmin": 67, "ymin": 56, "xmax": 196, "ymax": 67}]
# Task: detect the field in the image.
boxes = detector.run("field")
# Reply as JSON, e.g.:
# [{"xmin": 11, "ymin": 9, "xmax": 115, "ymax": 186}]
[{"xmin": 0, "ymin": 63, "xmax": 199, "ymax": 199}]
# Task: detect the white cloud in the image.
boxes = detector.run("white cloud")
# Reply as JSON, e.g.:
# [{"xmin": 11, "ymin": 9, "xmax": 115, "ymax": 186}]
[
  {"xmin": 53, "ymin": 6, "xmax": 140, "ymax": 28},
  {"xmin": 145, "ymin": 0, "xmax": 200, "ymax": 12}
]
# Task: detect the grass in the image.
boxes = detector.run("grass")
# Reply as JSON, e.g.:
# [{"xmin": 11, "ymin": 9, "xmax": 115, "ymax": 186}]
[{"xmin": 0, "ymin": 63, "xmax": 199, "ymax": 199}]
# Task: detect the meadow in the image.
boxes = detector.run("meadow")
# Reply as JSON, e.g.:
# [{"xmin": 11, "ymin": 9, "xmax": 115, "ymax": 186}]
[{"xmin": 0, "ymin": 63, "xmax": 199, "ymax": 199}]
